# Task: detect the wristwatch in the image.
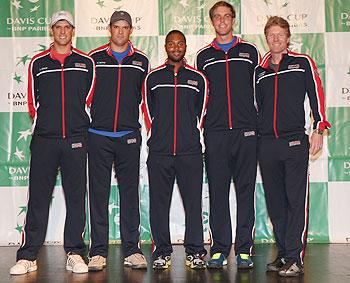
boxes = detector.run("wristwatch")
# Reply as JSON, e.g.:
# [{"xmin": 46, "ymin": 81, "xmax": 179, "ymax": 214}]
[{"xmin": 316, "ymin": 129, "xmax": 324, "ymax": 135}]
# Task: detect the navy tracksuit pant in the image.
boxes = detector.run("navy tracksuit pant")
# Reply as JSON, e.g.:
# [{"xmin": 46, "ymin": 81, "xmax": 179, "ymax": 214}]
[
  {"xmin": 88, "ymin": 131, "xmax": 142, "ymax": 258},
  {"xmin": 17, "ymin": 135, "xmax": 87, "ymax": 261},
  {"xmin": 204, "ymin": 129, "xmax": 257, "ymax": 257},
  {"xmin": 147, "ymin": 153, "xmax": 207, "ymax": 259},
  {"xmin": 258, "ymin": 133, "xmax": 309, "ymax": 264}
]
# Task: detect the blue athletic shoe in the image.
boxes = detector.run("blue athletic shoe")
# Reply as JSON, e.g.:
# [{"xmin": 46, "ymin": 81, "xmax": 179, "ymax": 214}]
[
  {"xmin": 236, "ymin": 254, "xmax": 254, "ymax": 269},
  {"xmin": 206, "ymin": 253, "xmax": 227, "ymax": 268}
]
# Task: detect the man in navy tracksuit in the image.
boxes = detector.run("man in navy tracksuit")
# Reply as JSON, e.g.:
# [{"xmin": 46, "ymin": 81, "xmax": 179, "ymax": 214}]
[
  {"xmin": 255, "ymin": 16, "xmax": 331, "ymax": 277},
  {"xmin": 143, "ymin": 30, "xmax": 209, "ymax": 270},
  {"xmin": 195, "ymin": 1, "xmax": 260, "ymax": 268},
  {"xmin": 10, "ymin": 11, "xmax": 95, "ymax": 275},
  {"xmin": 87, "ymin": 11, "xmax": 149, "ymax": 270}
]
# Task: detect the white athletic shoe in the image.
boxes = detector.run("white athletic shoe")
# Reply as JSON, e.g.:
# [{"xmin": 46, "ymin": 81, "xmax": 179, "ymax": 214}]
[
  {"xmin": 88, "ymin": 255, "xmax": 107, "ymax": 271},
  {"xmin": 66, "ymin": 254, "xmax": 88, "ymax": 273},
  {"xmin": 10, "ymin": 259, "xmax": 37, "ymax": 275}
]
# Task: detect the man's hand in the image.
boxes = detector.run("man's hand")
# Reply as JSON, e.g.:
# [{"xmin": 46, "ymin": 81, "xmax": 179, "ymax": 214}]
[{"xmin": 309, "ymin": 131, "xmax": 324, "ymax": 155}]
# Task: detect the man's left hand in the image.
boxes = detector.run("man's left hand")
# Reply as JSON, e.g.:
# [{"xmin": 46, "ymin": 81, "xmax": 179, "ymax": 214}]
[{"xmin": 309, "ymin": 131, "xmax": 324, "ymax": 155}]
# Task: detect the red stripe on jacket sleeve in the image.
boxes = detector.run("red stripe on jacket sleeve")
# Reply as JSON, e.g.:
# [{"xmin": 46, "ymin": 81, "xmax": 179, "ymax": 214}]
[
  {"xmin": 27, "ymin": 59, "xmax": 36, "ymax": 119},
  {"xmin": 307, "ymin": 56, "xmax": 331, "ymax": 130}
]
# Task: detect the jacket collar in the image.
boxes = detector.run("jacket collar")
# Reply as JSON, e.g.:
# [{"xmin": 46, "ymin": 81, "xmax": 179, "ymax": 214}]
[
  {"xmin": 106, "ymin": 40, "xmax": 134, "ymax": 58},
  {"xmin": 211, "ymin": 35, "xmax": 241, "ymax": 51},
  {"xmin": 260, "ymin": 49, "xmax": 290, "ymax": 68},
  {"xmin": 49, "ymin": 42, "xmax": 73, "ymax": 60}
]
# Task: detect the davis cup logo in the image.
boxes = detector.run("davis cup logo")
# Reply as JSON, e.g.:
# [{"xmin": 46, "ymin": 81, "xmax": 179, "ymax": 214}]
[
  {"xmin": 89, "ymin": 0, "xmax": 142, "ymax": 32},
  {"xmin": 8, "ymin": 44, "xmax": 47, "ymax": 109},
  {"xmin": 340, "ymin": 13, "xmax": 350, "ymax": 27},
  {"xmin": 7, "ymin": 0, "xmax": 50, "ymax": 32},
  {"xmin": 8, "ymin": 166, "xmax": 30, "ymax": 182},
  {"xmin": 2, "ymin": 0, "xmax": 74, "ymax": 36},
  {"xmin": 256, "ymin": 0, "xmax": 308, "ymax": 29},
  {"xmin": 340, "ymin": 68, "xmax": 350, "ymax": 102},
  {"xmin": 0, "ymin": 113, "xmax": 32, "ymax": 186},
  {"xmin": 159, "ymin": 0, "xmax": 240, "ymax": 35}
]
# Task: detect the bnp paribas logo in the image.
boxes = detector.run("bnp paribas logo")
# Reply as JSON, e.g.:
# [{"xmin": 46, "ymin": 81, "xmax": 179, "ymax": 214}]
[
  {"xmin": 340, "ymin": 67, "xmax": 350, "ymax": 102},
  {"xmin": 344, "ymin": 161, "xmax": 350, "ymax": 176},
  {"xmin": 6, "ymin": 0, "xmax": 51, "ymax": 34},
  {"xmin": 257, "ymin": 0, "xmax": 308, "ymax": 29},
  {"xmin": 340, "ymin": 12, "xmax": 350, "ymax": 28},
  {"xmin": 91, "ymin": 0, "xmax": 142, "ymax": 31},
  {"xmin": 9, "ymin": 44, "xmax": 47, "ymax": 108},
  {"xmin": 171, "ymin": 0, "xmax": 211, "ymax": 32}
]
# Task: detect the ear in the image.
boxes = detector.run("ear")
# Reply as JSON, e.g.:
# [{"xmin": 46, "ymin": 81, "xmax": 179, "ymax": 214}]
[
  {"xmin": 232, "ymin": 17, "xmax": 236, "ymax": 26},
  {"xmin": 130, "ymin": 26, "xmax": 134, "ymax": 35}
]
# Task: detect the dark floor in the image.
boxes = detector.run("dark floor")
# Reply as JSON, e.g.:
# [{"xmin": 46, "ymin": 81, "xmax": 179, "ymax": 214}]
[{"xmin": 1, "ymin": 244, "xmax": 350, "ymax": 283}]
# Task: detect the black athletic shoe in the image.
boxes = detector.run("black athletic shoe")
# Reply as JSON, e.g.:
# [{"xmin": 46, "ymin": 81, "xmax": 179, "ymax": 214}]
[
  {"xmin": 278, "ymin": 260, "xmax": 304, "ymax": 277},
  {"xmin": 266, "ymin": 257, "xmax": 286, "ymax": 272},
  {"xmin": 185, "ymin": 254, "xmax": 206, "ymax": 269}
]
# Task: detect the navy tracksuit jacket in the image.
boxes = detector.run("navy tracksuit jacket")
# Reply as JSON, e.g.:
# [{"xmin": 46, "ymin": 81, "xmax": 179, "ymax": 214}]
[
  {"xmin": 195, "ymin": 36, "xmax": 260, "ymax": 257},
  {"xmin": 88, "ymin": 42, "xmax": 149, "ymax": 257},
  {"xmin": 142, "ymin": 62, "xmax": 208, "ymax": 258},
  {"xmin": 17, "ymin": 45, "xmax": 95, "ymax": 261},
  {"xmin": 255, "ymin": 50, "xmax": 331, "ymax": 264}
]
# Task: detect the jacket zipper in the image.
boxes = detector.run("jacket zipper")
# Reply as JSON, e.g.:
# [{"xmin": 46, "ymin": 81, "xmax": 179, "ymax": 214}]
[
  {"xmin": 173, "ymin": 72, "xmax": 178, "ymax": 156},
  {"xmin": 225, "ymin": 53, "xmax": 233, "ymax": 129},
  {"xmin": 114, "ymin": 64, "xmax": 122, "ymax": 132},
  {"xmin": 273, "ymin": 63, "xmax": 280, "ymax": 138},
  {"xmin": 61, "ymin": 63, "xmax": 66, "ymax": 138}
]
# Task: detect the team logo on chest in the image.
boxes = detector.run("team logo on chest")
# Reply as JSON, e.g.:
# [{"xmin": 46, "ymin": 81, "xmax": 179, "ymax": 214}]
[
  {"xmin": 187, "ymin": 79, "xmax": 198, "ymax": 86},
  {"xmin": 257, "ymin": 71, "xmax": 266, "ymax": 78},
  {"xmin": 75, "ymin": 63, "xmax": 86, "ymax": 68},
  {"xmin": 289, "ymin": 140, "xmax": 301, "ymax": 147},
  {"xmin": 288, "ymin": 64, "xmax": 300, "ymax": 70},
  {"xmin": 239, "ymin": 52, "xmax": 250, "ymax": 58},
  {"xmin": 204, "ymin": 57, "xmax": 215, "ymax": 63},
  {"xmin": 132, "ymin": 60, "xmax": 143, "ymax": 67}
]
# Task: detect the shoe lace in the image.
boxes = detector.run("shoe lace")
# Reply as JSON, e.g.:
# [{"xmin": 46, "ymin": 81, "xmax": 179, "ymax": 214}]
[
  {"xmin": 155, "ymin": 255, "xmax": 170, "ymax": 264},
  {"xmin": 18, "ymin": 260, "xmax": 33, "ymax": 268},
  {"xmin": 191, "ymin": 254, "xmax": 204, "ymax": 264},
  {"xmin": 90, "ymin": 255, "xmax": 102, "ymax": 264},
  {"xmin": 154, "ymin": 257, "xmax": 165, "ymax": 265},
  {"xmin": 134, "ymin": 253, "xmax": 145, "ymax": 261},
  {"xmin": 68, "ymin": 254, "xmax": 84, "ymax": 265},
  {"xmin": 281, "ymin": 260, "xmax": 295, "ymax": 271}
]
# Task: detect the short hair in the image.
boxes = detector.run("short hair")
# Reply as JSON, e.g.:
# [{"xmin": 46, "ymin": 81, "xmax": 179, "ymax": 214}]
[
  {"xmin": 264, "ymin": 16, "xmax": 291, "ymax": 38},
  {"xmin": 165, "ymin": 30, "xmax": 186, "ymax": 44},
  {"xmin": 209, "ymin": 1, "xmax": 236, "ymax": 20}
]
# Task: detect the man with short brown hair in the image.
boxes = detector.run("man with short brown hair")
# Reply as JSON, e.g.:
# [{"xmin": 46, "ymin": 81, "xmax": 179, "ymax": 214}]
[
  {"xmin": 87, "ymin": 10, "xmax": 149, "ymax": 271},
  {"xmin": 255, "ymin": 16, "xmax": 330, "ymax": 277},
  {"xmin": 10, "ymin": 10, "xmax": 95, "ymax": 275},
  {"xmin": 195, "ymin": 1, "xmax": 260, "ymax": 269}
]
